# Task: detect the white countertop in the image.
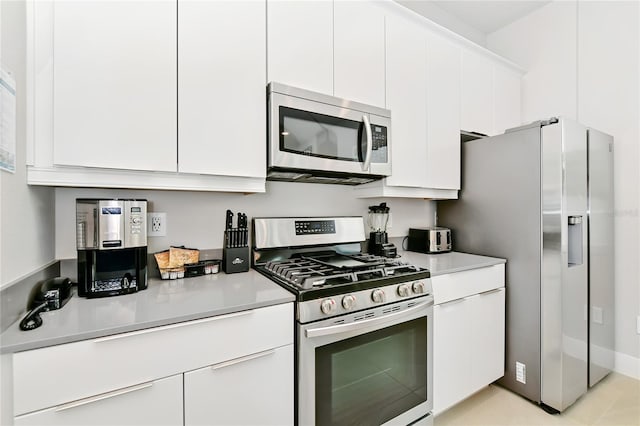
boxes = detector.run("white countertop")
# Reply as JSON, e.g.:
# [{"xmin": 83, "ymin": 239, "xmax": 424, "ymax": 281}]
[{"xmin": 0, "ymin": 270, "xmax": 294, "ymax": 354}]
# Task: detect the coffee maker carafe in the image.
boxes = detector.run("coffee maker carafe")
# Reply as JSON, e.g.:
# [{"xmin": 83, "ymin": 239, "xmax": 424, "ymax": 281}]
[
  {"xmin": 76, "ymin": 199, "xmax": 148, "ymax": 298},
  {"xmin": 367, "ymin": 203, "xmax": 397, "ymax": 257}
]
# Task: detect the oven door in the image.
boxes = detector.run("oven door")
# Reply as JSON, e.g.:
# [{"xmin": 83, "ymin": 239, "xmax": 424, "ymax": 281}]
[
  {"xmin": 269, "ymin": 92, "xmax": 391, "ymax": 177},
  {"xmin": 298, "ymin": 298, "xmax": 433, "ymax": 426}
]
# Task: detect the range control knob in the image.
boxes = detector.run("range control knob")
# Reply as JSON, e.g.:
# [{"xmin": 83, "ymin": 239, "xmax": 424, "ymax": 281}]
[
  {"xmin": 397, "ymin": 283, "xmax": 412, "ymax": 297},
  {"xmin": 412, "ymin": 281, "xmax": 426, "ymax": 294},
  {"xmin": 320, "ymin": 299, "xmax": 337, "ymax": 315},
  {"xmin": 371, "ymin": 289, "xmax": 386, "ymax": 304},
  {"xmin": 342, "ymin": 294, "xmax": 357, "ymax": 310}
]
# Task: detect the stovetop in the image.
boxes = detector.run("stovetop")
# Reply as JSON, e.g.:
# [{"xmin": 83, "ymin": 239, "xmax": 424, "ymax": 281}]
[{"xmin": 254, "ymin": 251, "xmax": 430, "ymax": 302}]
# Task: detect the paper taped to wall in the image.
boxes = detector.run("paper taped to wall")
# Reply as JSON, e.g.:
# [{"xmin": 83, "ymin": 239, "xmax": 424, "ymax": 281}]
[{"xmin": 0, "ymin": 67, "xmax": 17, "ymax": 173}]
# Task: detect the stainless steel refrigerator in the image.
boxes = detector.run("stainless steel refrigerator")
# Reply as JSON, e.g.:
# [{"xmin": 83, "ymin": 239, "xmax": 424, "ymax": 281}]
[{"xmin": 439, "ymin": 117, "xmax": 614, "ymax": 412}]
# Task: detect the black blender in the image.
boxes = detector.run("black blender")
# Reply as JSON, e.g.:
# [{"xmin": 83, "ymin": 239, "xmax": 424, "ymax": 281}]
[{"xmin": 367, "ymin": 203, "xmax": 397, "ymax": 257}]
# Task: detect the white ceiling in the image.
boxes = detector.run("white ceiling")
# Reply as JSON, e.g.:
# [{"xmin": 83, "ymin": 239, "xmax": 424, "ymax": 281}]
[{"xmin": 401, "ymin": 0, "xmax": 551, "ymax": 34}]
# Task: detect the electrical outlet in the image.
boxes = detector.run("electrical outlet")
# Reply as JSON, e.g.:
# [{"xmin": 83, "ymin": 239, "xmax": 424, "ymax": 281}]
[
  {"xmin": 148, "ymin": 212, "xmax": 167, "ymax": 237},
  {"xmin": 516, "ymin": 362, "xmax": 526, "ymax": 384}
]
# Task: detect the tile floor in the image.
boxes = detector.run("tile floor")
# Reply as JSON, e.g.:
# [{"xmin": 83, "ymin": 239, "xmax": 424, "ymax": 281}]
[{"xmin": 434, "ymin": 373, "xmax": 640, "ymax": 425}]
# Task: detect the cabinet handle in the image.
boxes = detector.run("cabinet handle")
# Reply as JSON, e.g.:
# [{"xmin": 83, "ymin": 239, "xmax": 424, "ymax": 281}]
[
  {"xmin": 93, "ymin": 310, "xmax": 254, "ymax": 343},
  {"xmin": 479, "ymin": 288, "xmax": 503, "ymax": 296},
  {"xmin": 438, "ymin": 298, "xmax": 466, "ymax": 307},
  {"xmin": 211, "ymin": 349, "xmax": 276, "ymax": 371},
  {"xmin": 54, "ymin": 382, "xmax": 153, "ymax": 412}
]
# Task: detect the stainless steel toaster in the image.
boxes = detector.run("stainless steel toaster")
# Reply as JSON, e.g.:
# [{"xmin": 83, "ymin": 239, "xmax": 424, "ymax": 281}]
[{"xmin": 407, "ymin": 227, "xmax": 452, "ymax": 254}]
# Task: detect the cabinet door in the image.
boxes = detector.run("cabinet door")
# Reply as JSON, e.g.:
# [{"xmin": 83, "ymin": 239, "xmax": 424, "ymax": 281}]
[
  {"xmin": 385, "ymin": 14, "xmax": 428, "ymax": 187},
  {"xmin": 460, "ymin": 49, "xmax": 493, "ymax": 136},
  {"xmin": 267, "ymin": 0, "xmax": 333, "ymax": 94},
  {"xmin": 14, "ymin": 375, "xmax": 183, "ymax": 426},
  {"xmin": 334, "ymin": 0, "xmax": 385, "ymax": 107},
  {"xmin": 184, "ymin": 345, "xmax": 293, "ymax": 426},
  {"xmin": 425, "ymin": 31, "xmax": 461, "ymax": 190},
  {"xmin": 493, "ymin": 64, "xmax": 522, "ymax": 135},
  {"xmin": 433, "ymin": 298, "xmax": 473, "ymax": 414},
  {"xmin": 471, "ymin": 288, "xmax": 506, "ymax": 391},
  {"xmin": 52, "ymin": 1, "xmax": 177, "ymax": 172},
  {"xmin": 178, "ymin": 0, "xmax": 266, "ymax": 178}
]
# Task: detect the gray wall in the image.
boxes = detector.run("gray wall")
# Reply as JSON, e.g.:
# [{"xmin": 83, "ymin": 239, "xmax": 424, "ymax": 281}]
[
  {"xmin": 1, "ymin": 2, "xmax": 56, "ymax": 287},
  {"xmin": 54, "ymin": 185, "xmax": 436, "ymax": 259}
]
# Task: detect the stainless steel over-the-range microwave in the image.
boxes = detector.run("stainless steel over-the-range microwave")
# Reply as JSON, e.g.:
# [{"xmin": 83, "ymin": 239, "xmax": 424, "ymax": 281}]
[{"xmin": 267, "ymin": 82, "xmax": 392, "ymax": 185}]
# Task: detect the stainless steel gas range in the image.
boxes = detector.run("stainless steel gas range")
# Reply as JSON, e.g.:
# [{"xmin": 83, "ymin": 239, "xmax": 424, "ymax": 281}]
[{"xmin": 252, "ymin": 217, "xmax": 434, "ymax": 426}]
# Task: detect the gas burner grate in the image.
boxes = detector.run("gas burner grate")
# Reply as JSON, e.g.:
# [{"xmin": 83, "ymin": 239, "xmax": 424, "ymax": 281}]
[{"xmin": 260, "ymin": 253, "xmax": 421, "ymax": 291}]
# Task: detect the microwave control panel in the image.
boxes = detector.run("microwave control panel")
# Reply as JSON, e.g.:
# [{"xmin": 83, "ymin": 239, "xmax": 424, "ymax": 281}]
[
  {"xmin": 370, "ymin": 125, "xmax": 388, "ymax": 163},
  {"xmin": 371, "ymin": 125, "xmax": 387, "ymax": 150}
]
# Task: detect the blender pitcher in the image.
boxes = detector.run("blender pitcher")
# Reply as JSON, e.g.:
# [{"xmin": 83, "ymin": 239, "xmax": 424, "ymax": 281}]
[{"xmin": 367, "ymin": 203, "xmax": 396, "ymax": 256}]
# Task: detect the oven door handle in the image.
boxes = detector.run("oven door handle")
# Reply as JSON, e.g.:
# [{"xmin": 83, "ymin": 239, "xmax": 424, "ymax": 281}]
[{"xmin": 305, "ymin": 299, "xmax": 433, "ymax": 339}]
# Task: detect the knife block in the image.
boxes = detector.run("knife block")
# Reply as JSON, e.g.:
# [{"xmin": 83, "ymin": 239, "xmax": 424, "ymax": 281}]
[{"xmin": 222, "ymin": 246, "xmax": 249, "ymax": 274}]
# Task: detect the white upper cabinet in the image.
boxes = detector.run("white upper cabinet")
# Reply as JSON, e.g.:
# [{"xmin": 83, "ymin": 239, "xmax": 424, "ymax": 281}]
[
  {"xmin": 27, "ymin": 0, "xmax": 266, "ymax": 192},
  {"xmin": 178, "ymin": 0, "xmax": 266, "ymax": 179},
  {"xmin": 493, "ymin": 64, "xmax": 522, "ymax": 135},
  {"xmin": 384, "ymin": 14, "xmax": 428, "ymax": 188},
  {"xmin": 333, "ymin": 0, "xmax": 385, "ymax": 108},
  {"xmin": 267, "ymin": 0, "xmax": 333, "ymax": 94},
  {"xmin": 52, "ymin": 0, "xmax": 177, "ymax": 172},
  {"xmin": 461, "ymin": 48, "xmax": 494, "ymax": 136},
  {"xmin": 425, "ymin": 31, "xmax": 461, "ymax": 190}
]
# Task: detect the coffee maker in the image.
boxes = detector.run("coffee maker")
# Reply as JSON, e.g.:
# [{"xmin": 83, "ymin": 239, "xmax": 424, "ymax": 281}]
[
  {"xmin": 76, "ymin": 199, "xmax": 148, "ymax": 298},
  {"xmin": 367, "ymin": 202, "xmax": 397, "ymax": 257}
]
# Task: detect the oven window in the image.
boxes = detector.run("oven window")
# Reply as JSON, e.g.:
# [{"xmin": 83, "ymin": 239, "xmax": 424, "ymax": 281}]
[
  {"xmin": 315, "ymin": 317, "xmax": 427, "ymax": 425},
  {"xmin": 279, "ymin": 106, "xmax": 364, "ymax": 162}
]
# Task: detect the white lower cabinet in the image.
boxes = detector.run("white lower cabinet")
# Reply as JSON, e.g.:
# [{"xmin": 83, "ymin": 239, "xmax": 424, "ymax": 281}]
[
  {"xmin": 434, "ymin": 298, "xmax": 474, "ymax": 412},
  {"xmin": 10, "ymin": 303, "xmax": 294, "ymax": 426},
  {"xmin": 432, "ymin": 267, "xmax": 505, "ymax": 414},
  {"xmin": 471, "ymin": 288, "xmax": 506, "ymax": 391},
  {"xmin": 14, "ymin": 375, "xmax": 183, "ymax": 426},
  {"xmin": 184, "ymin": 345, "xmax": 293, "ymax": 426}
]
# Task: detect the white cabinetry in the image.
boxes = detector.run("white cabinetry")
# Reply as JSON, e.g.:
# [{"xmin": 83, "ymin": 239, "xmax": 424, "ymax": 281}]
[
  {"xmin": 461, "ymin": 48, "xmax": 523, "ymax": 136},
  {"xmin": 267, "ymin": 0, "xmax": 333, "ymax": 94},
  {"xmin": 11, "ymin": 303, "xmax": 293, "ymax": 425},
  {"xmin": 333, "ymin": 0, "xmax": 385, "ymax": 108},
  {"xmin": 27, "ymin": 0, "xmax": 266, "ymax": 192},
  {"xmin": 355, "ymin": 12, "xmax": 462, "ymax": 199},
  {"xmin": 185, "ymin": 345, "xmax": 293, "ymax": 425},
  {"xmin": 178, "ymin": 0, "xmax": 265, "ymax": 179},
  {"xmin": 461, "ymin": 48, "xmax": 494, "ymax": 136},
  {"xmin": 493, "ymin": 64, "xmax": 522, "ymax": 135},
  {"xmin": 14, "ymin": 375, "xmax": 183, "ymax": 426},
  {"xmin": 383, "ymin": 13, "xmax": 428, "ymax": 189},
  {"xmin": 52, "ymin": 0, "xmax": 177, "ymax": 172},
  {"xmin": 432, "ymin": 265, "xmax": 505, "ymax": 414},
  {"xmin": 425, "ymin": 31, "xmax": 461, "ymax": 191},
  {"xmin": 471, "ymin": 288, "xmax": 506, "ymax": 391}
]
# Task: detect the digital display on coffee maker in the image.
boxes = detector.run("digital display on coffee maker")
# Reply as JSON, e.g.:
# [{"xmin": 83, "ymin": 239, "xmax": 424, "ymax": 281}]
[{"xmin": 102, "ymin": 207, "xmax": 122, "ymax": 215}]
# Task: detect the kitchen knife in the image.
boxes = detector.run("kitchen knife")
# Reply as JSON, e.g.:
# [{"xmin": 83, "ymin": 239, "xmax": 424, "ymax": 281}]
[
  {"xmin": 237, "ymin": 212, "xmax": 245, "ymax": 247},
  {"xmin": 225, "ymin": 210, "xmax": 234, "ymax": 247},
  {"xmin": 238, "ymin": 213, "xmax": 247, "ymax": 247}
]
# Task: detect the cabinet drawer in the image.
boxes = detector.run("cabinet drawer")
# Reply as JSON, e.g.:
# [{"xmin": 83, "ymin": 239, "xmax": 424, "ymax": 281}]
[
  {"xmin": 13, "ymin": 303, "xmax": 293, "ymax": 415},
  {"xmin": 184, "ymin": 344, "xmax": 294, "ymax": 426},
  {"xmin": 431, "ymin": 264, "xmax": 504, "ymax": 304},
  {"xmin": 14, "ymin": 374, "xmax": 183, "ymax": 426}
]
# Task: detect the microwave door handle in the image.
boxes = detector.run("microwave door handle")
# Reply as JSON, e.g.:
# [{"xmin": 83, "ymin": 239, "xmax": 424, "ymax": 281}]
[{"xmin": 362, "ymin": 115, "xmax": 372, "ymax": 172}]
